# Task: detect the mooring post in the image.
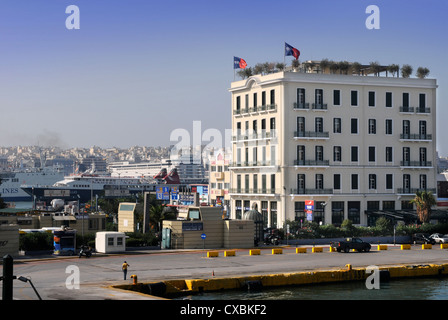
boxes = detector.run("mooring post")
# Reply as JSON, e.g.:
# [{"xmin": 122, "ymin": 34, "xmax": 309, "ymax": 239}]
[{"xmin": 2, "ymin": 254, "xmax": 14, "ymax": 301}]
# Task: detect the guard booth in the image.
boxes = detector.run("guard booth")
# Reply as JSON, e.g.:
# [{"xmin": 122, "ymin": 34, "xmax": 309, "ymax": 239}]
[
  {"xmin": 95, "ymin": 232, "xmax": 126, "ymax": 253},
  {"xmin": 243, "ymin": 203, "xmax": 264, "ymax": 246},
  {"xmin": 162, "ymin": 206, "xmax": 254, "ymax": 249}
]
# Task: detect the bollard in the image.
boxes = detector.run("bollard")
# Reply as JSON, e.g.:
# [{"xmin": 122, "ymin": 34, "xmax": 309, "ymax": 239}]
[
  {"xmin": 346, "ymin": 264, "xmax": 352, "ymax": 270},
  {"xmin": 207, "ymin": 251, "xmax": 219, "ymax": 258},
  {"xmin": 224, "ymin": 250, "xmax": 235, "ymax": 257},
  {"xmin": 296, "ymin": 247, "xmax": 307, "ymax": 254},
  {"xmin": 130, "ymin": 274, "xmax": 138, "ymax": 285},
  {"xmin": 250, "ymin": 249, "xmax": 260, "ymax": 255},
  {"xmin": 312, "ymin": 247, "xmax": 323, "ymax": 253},
  {"xmin": 2, "ymin": 255, "xmax": 14, "ymax": 301},
  {"xmin": 401, "ymin": 244, "xmax": 411, "ymax": 250}
]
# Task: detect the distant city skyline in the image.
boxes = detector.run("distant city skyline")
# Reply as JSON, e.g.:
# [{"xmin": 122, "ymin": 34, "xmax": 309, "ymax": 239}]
[{"xmin": 1, "ymin": 1, "xmax": 447, "ymax": 155}]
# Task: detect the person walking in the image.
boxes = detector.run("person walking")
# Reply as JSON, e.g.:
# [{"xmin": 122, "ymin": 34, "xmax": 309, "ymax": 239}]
[{"xmin": 122, "ymin": 261, "xmax": 130, "ymax": 280}]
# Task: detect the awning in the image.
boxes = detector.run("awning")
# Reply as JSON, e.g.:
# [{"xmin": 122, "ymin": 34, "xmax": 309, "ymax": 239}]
[{"xmin": 53, "ymin": 216, "xmax": 77, "ymax": 221}]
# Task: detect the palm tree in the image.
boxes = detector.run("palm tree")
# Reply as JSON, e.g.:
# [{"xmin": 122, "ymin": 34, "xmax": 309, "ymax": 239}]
[
  {"xmin": 410, "ymin": 190, "xmax": 436, "ymax": 223},
  {"xmin": 149, "ymin": 204, "xmax": 176, "ymax": 232},
  {"xmin": 416, "ymin": 67, "xmax": 430, "ymax": 79},
  {"xmin": 369, "ymin": 61, "xmax": 381, "ymax": 76},
  {"xmin": 401, "ymin": 64, "xmax": 413, "ymax": 78},
  {"xmin": 338, "ymin": 61, "xmax": 350, "ymax": 75},
  {"xmin": 275, "ymin": 63, "xmax": 285, "ymax": 71}
]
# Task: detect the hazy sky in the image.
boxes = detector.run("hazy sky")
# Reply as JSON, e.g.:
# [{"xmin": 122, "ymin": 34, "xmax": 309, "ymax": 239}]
[{"xmin": 1, "ymin": 0, "xmax": 447, "ymax": 155}]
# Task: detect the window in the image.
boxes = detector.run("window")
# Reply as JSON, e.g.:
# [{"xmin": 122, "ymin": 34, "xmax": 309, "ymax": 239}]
[
  {"xmin": 368, "ymin": 91, "xmax": 375, "ymax": 107},
  {"xmin": 332, "ymin": 201, "xmax": 344, "ymax": 225},
  {"xmin": 252, "ymin": 120, "xmax": 257, "ymax": 134},
  {"xmin": 419, "ymin": 120, "xmax": 427, "ymax": 138},
  {"xmin": 386, "ymin": 174, "xmax": 393, "ymax": 189},
  {"xmin": 420, "ymin": 174, "xmax": 427, "ymax": 190},
  {"xmin": 270, "ymin": 117, "xmax": 276, "ymax": 130},
  {"xmin": 315, "ymin": 146, "xmax": 323, "ymax": 161},
  {"xmin": 297, "ymin": 145, "xmax": 305, "ymax": 164},
  {"xmin": 403, "ymin": 174, "xmax": 411, "ymax": 192},
  {"xmin": 348, "ymin": 202, "xmax": 360, "ymax": 224},
  {"xmin": 351, "ymin": 118, "xmax": 358, "ymax": 134},
  {"xmin": 333, "ymin": 146, "xmax": 342, "ymax": 162},
  {"xmin": 236, "ymin": 96, "xmax": 241, "ymax": 111},
  {"xmin": 368, "ymin": 119, "xmax": 376, "ymax": 134},
  {"xmin": 297, "ymin": 174, "xmax": 305, "ymax": 192},
  {"xmin": 108, "ymin": 237, "xmax": 114, "ymax": 246},
  {"xmin": 297, "ymin": 117, "xmax": 305, "ymax": 134},
  {"xmin": 351, "ymin": 174, "xmax": 358, "ymax": 190},
  {"xmin": 420, "ymin": 147, "xmax": 427, "ymax": 165},
  {"xmin": 253, "ymin": 174, "xmax": 258, "ymax": 192},
  {"xmin": 253, "ymin": 92, "xmax": 257, "ymax": 108},
  {"xmin": 402, "ymin": 92, "xmax": 409, "ymax": 107},
  {"xmin": 235, "ymin": 200, "xmax": 242, "ymax": 219},
  {"xmin": 117, "ymin": 237, "xmax": 123, "ymax": 246},
  {"xmin": 270, "ymin": 89, "xmax": 275, "ymax": 106},
  {"xmin": 369, "ymin": 174, "xmax": 377, "ymax": 189},
  {"xmin": 403, "ymin": 120, "xmax": 410, "ymax": 137},
  {"xmin": 419, "ymin": 93, "xmax": 426, "ymax": 112},
  {"xmin": 386, "ymin": 147, "xmax": 393, "ymax": 162},
  {"xmin": 271, "ymin": 174, "xmax": 276, "ymax": 193},
  {"xmin": 333, "ymin": 90, "xmax": 341, "ymax": 105},
  {"xmin": 262, "ymin": 175, "xmax": 267, "ymax": 193},
  {"xmin": 295, "ymin": 202, "xmax": 306, "ymax": 221},
  {"xmin": 315, "ymin": 89, "xmax": 323, "ymax": 107},
  {"xmin": 315, "ymin": 117, "xmax": 323, "ymax": 133},
  {"xmin": 333, "ymin": 118, "xmax": 342, "ymax": 133},
  {"xmin": 315, "ymin": 174, "xmax": 324, "ymax": 190},
  {"xmin": 236, "ymin": 174, "xmax": 241, "ymax": 192},
  {"xmin": 334, "ymin": 174, "xmax": 341, "ymax": 190},
  {"xmin": 403, "ymin": 147, "xmax": 410, "ymax": 163},
  {"xmin": 351, "ymin": 146, "xmax": 358, "ymax": 162},
  {"xmin": 297, "ymin": 88, "xmax": 305, "ymax": 108},
  {"xmin": 385, "ymin": 119, "xmax": 393, "ymax": 135},
  {"xmin": 351, "ymin": 90, "xmax": 358, "ymax": 106},
  {"xmin": 262, "ymin": 91, "xmax": 266, "ymax": 106},
  {"xmin": 386, "ymin": 92, "xmax": 392, "ymax": 108},
  {"xmin": 245, "ymin": 174, "xmax": 249, "ymax": 193},
  {"xmin": 369, "ymin": 146, "xmax": 376, "ymax": 162}
]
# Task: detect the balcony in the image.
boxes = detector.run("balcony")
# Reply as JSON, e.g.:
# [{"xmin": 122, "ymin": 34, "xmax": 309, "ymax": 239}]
[
  {"xmin": 234, "ymin": 104, "xmax": 277, "ymax": 116},
  {"xmin": 232, "ymin": 131, "xmax": 277, "ymax": 142},
  {"xmin": 294, "ymin": 159, "xmax": 330, "ymax": 167},
  {"xmin": 312, "ymin": 103, "xmax": 328, "ymax": 110},
  {"xmin": 290, "ymin": 188, "xmax": 333, "ymax": 195},
  {"xmin": 400, "ymin": 133, "xmax": 432, "ymax": 141},
  {"xmin": 399, "ymin": 106, "xmax": 415, "ymax": 113},
  {"xmin": 293, "ymin": 102, "xmax": 310, "ymax": 110},
  {"xmin": 293, "ymin": 131, "xmax": 329, "ymax": 139},
  {"xmin": 229, "ymin": 161, "xmax": 278, "ymax": 168},
  {"xmin": 400, "ymin": 161, "xmax": 433, "ymax": 168},
  {"xmin": 397, "ymin": 188, "xmax": 436, "ymax": 195},
  {"xmin": 416, "ymin": 107, "xmax": 431, "ymax": 114},
  {"xmin": 229, "ymin": 188, "xmax": 277, "ymax": 195}
]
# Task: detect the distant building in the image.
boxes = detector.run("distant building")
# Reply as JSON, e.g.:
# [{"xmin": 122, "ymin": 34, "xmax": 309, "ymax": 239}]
[{"xmin": 208, "ymin": 149, "xmax": 231, "ymax": 214}]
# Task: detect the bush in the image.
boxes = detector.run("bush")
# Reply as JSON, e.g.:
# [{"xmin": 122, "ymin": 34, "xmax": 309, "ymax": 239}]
[{"xmin": 125, "ymin": 232, "xmax": 158, "ymax": 247}]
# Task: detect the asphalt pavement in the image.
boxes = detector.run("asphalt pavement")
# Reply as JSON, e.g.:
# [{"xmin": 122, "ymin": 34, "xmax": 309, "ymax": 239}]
[{"xmin": 4, "ymin": 243, "xmax": 448, "ymax": 300}]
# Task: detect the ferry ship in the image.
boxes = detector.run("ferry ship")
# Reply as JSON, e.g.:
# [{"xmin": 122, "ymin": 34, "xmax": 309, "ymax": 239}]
[
  {"xmin": 20, "ymin": 173, "xmax": 161, "ymax": 203},
  {"xmin": 0, "ymin": 166, "xmax": 65, "ymax": 202}
]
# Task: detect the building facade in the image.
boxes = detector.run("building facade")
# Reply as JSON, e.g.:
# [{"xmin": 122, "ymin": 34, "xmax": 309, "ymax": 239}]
[{"xmin": 229, "ymin": 71, "xmax": 437, "ymax": 228}]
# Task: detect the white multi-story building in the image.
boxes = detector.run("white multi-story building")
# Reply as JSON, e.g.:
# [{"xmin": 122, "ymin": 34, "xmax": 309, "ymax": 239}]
[{"xmin": 229, "ymin": 67, "xmax": 437, "ymax": 228}]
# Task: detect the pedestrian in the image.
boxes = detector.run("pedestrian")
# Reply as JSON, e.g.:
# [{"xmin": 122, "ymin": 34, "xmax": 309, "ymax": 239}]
[{"xmin": 122, "ymin": 261, "xmax": 130, "ymax": 280}]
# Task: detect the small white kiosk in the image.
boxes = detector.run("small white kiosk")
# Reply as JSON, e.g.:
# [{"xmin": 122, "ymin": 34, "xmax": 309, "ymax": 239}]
[{"xmin": 95, "ymin": 231, "xmax": 126, "ymax": 253}]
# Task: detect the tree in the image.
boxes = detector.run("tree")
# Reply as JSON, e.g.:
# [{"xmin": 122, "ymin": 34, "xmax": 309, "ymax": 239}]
[
  {"xmin": 369, "ymin": 61, "xmax": 381, "ymax": 76},
  {"xmin": 237, "ymin": 67, "xmax": 253, "ymax": 79},
  {"xmin": 338, "ymin": 61, "xmax": 350, "ymax": 75},
  {"xmin": 351, "ymin": 62, "xmax": 362, "ymax": 75},
  {"xmin": 401, "ymin": 64, "xmax": 413, "ymax": 78},
  {"xmin": 149, "ymin": 204, "xmax": 176, "ymax": 232},
  {"xmin": 275, "ymin": 63, "xmax": 285, "ymax": 71},
  {"xmin": 319, "ymin": 59, "xmax": 330, "ymax": 74},
  {"xmin": 387, "ymin": 64, "xmax": 399, "ymax": 77},
  {"xmin": 410, "ymin": 191, "xmax": 436, "ymax": 223},
  {"xmin": 416, "ymin": 67, "xmax": 430, "ymax": 79}
]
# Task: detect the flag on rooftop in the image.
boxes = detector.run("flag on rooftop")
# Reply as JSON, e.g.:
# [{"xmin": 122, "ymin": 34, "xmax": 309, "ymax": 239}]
[
  {"xmin": 234, "ymin": 56, "xmax": 247, "ymax": 69},
  {"xmin": 285, "ymin": 42, "xmax": 300, "ymax": 60}
]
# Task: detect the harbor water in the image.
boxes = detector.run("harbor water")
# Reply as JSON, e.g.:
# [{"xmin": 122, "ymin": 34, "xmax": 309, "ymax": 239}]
[{"xmin": 176, "ymin": 276, "xmax": 448, "ymax": 300}]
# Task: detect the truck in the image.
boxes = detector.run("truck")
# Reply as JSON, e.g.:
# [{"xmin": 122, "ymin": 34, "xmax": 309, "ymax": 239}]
[{"xmin": 330, "ymin": 237, "xmax": 371, "ymax": 253}]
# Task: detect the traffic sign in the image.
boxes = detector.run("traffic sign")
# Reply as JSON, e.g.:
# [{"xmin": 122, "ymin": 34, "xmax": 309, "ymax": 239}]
[{"xmin": 201, "ymin": 233, "xmax": 206, "ymax": 240}]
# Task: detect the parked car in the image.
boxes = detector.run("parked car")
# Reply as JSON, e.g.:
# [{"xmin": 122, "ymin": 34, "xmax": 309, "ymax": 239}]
[
  {"xmin": 330, "ymin": 237, "xmax": 371, "ymax": 253},
  {"xmin": 429, "ymin": 233, "xmax": 448, "ymax": 243},
  {"xmin": 412, "ymin": 233, "xmax": 436, "ymax": 245}
]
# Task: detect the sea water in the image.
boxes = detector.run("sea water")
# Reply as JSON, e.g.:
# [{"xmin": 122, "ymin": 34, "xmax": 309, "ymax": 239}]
[{"xmin": 176, "ymin": 277, "xmax": 448, "ymax": 300}]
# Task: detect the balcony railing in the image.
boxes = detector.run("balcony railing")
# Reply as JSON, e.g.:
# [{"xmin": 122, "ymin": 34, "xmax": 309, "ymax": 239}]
[
  {"xmin": 399, "ymin": 106, "xmax": 415, "ymax": 113},
  {"xmin": 290, "ymin": 188, "xmax": 333, "ymax": 195},
  {"xmin": 233, "ymin": 104, "xmax": 277, "ymax": 115},
  {"xmin": 416, "ymin": 107, "xmax": 431, "ymax": 114},
  {"xmin": 400, "ymin": 133, "xmax": 432, "ymax": 140},
  {"xmin": 294, "ymin": 131, "xmax": 329, "ymax": 139},
  {"xmin": 397, "ymin": 188, "xmax": 436, "ymax": 194},
  {"xmin": 229, "ymin": 161, "xmax": 277, "ymax": 168},
  {"xmin": 229, "ymin": 188, "xmax": 277, "ymax": 195},
  {"xmin": 294, "ymin": 159, "xmax": 330, "ymax": 166},
  {"xmin": 400, "ymin": 161, "xmax": 432, "ymax": 167},
  {"xmin": 312, "ymin": 103, "xmax": 328, "ymax": 110},
  {"xmin": 293, "ymin": 102, "xmax": 310, "ymax": 110},
  {"xmin": 232, "ymin": 131, "xmax": 277, "ymax": 142}
]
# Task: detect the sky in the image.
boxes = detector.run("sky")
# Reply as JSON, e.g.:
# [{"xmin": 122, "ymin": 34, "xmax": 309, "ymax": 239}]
[{"xmin": 0, "ymin": 0, "xmax": 448, "ymax": 155}]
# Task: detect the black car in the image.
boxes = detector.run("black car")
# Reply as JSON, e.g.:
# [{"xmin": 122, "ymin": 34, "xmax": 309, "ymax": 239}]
[{"xmin": 412, "ymin": 233, "xmax": 436, "ymax": 245}]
